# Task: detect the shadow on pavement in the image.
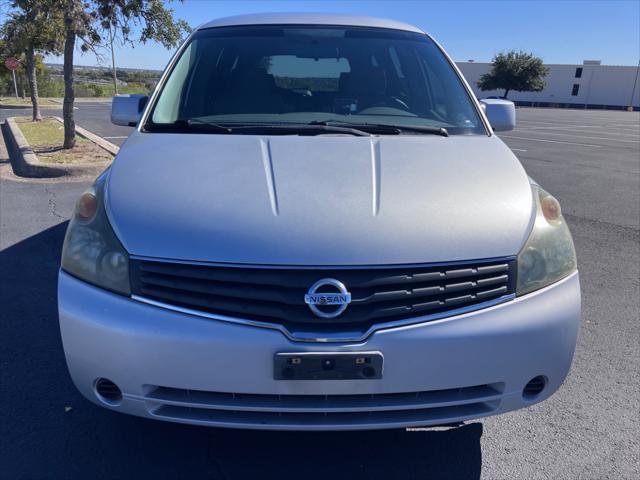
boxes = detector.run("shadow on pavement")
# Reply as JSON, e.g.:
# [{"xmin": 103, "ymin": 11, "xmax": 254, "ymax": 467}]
[{"xmin": 0, "ymin": 223, "xmax": 483, "ymax": 479}]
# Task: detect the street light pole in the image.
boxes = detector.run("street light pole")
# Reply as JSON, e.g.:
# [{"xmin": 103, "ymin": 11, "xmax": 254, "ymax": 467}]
[{"xmin": 12, "ymin": 70, "xmax": 18, "ymax": 101}]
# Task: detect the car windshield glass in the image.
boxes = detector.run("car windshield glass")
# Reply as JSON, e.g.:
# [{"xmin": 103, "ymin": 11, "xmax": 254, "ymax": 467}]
[{"xmin": 147, "ymin": 25, "xmax": 486, "ymax": 135}]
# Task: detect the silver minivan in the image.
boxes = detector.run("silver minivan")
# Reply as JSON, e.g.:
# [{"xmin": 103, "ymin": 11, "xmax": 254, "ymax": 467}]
[{"xmin": 58, "ymin": 13, "xmax": 581, "ymax": 430}]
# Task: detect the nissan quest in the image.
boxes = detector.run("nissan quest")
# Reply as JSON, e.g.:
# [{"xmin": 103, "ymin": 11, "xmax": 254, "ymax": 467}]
[{"xmin": 58, "ymin": 13, "xmax": 581, "ymax": 430}]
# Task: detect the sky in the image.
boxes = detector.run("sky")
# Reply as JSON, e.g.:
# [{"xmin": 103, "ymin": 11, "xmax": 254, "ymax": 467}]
[{"xmin": 40, "ymin": 0, "xmax": 640, "ymax": 70}]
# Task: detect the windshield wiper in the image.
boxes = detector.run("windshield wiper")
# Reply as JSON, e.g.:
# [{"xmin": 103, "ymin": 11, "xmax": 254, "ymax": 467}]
[
  {"xmin": 233, "ymin": 123, "xmax": 371, "ymax": 137},
  {"xmin": 310, "ymin": 120, "xmax": 449, "ymax": 137},
  {"xmin": 145, "ymin": 120, "xmax": 371, "ymax": 137},
  {"xmin": 145, "ymin": 119, "xmax": 233, "ymax": 134}
]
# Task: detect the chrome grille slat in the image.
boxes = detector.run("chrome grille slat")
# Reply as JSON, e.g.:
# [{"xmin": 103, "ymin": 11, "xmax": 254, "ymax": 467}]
[
  {"xmin": 138, "ymin": 272, "xmax": 511, "ymax": 306},
  {"xmin": 130, "ymin": 258, "xmax": 516, "ymax": 330}
]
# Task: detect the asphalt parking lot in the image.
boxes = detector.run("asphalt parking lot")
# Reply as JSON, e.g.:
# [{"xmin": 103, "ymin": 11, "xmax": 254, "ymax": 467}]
[{"xmin": 1, "ymin": 104, "xmax": 639, "ymax": 479}]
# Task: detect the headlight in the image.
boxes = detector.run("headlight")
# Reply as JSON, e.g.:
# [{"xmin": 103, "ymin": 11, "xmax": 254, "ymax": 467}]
[
  {"xmin": 61, "ymin": 173, "xmax": 130, "ymax": 295},
  {"xmin": 517, "ymin": 185, "xmax": 577, "ymax": 295}
]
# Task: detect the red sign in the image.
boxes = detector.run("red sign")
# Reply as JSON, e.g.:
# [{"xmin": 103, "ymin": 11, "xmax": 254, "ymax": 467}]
[{"xmin": 4, "ymin": 57, "xmax": 19, "ymax": 71}]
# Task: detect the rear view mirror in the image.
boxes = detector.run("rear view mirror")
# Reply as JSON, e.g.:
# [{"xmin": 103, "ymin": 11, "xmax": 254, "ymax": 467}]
[
  {"xmin": 111, "ymin": 94, "xmax": 148, "ymax": 127},
  {"xmin": 480, "ymin": 99, "xmax": 516, "ymax": 132}
]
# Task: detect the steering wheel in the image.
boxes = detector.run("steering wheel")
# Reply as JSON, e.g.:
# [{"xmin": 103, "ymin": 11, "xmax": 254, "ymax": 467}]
[{"xmin": 370, "ymin": 96, "xmax": 411, "ymax": 111}]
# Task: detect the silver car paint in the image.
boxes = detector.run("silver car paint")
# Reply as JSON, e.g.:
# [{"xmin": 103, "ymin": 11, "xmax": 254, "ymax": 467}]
[
  {"xmin": 59, "ymin": 13, "xmax": 581, "ymax": 430},
  {"xmin": 106, "ymin": 133, "xmax": 533, "ymax": 265},
  {"xmin": 59, "ymin": 271, "xmax": 581, "ymax": 430},
  {"xmin": 198, "ymin": 13, "xmax": 425, "ymax": 33}
]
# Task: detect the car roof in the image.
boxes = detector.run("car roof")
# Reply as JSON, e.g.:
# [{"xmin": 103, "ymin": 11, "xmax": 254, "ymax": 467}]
[{"xmin": 198, "ymin": 13, "xmax": 424, "ymax": 34}]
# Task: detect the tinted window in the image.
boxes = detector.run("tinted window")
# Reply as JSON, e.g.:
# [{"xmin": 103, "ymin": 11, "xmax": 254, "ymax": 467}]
[
  {"xmin": 575, "ymin": 67, "xmax": 583, "ymax": 78},
  {"xmin": 571, "ymin": 84, "xmax": 580, "ymax": 96},
  {"xmin": 149, "ymin": 26, "xmax": 485, "ymax": 135}
]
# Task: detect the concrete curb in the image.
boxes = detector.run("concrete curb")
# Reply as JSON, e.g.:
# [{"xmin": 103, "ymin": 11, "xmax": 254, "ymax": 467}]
[
  {"xmin": 52, "ymin": 116, "xmax": 119, "ymax": 155},
  {"xmin": 3, "ymin": 116, "xmax": 114, "ymax": 178},
  {"xmin": 0, "ymin": 103, "xmax": 32, "ymax": 110}
]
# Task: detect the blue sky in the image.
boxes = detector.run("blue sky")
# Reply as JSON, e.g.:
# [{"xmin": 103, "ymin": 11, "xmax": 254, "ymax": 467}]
[{"xmin": 45, "ymin": 0, "xmax": 640, "ymax": 70}]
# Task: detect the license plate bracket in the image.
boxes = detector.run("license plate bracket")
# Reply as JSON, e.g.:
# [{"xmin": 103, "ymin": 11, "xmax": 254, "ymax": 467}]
[{"xmin": 274, "ymin": 352, "xmax": 383, "ymax": 380}]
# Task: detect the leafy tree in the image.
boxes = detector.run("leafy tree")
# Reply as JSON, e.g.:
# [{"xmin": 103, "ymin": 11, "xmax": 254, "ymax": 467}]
[
  {"xmin": 0, "ymin": 0, "xmax": 64, "ymax": 120},
  {"xmin": 477, "ymin": 51, "xmax": 549, "ymax": 99},
  {"xmin": 96, "ymin": 0, "xmax": 191, "ymax": 93},
  {"xmin": 58, "ymin": 0, "xmax": 98, "ymax": 148},
  {"xmin": 56, "ymin": 0, "xmax": 190, "ymax": 148}
]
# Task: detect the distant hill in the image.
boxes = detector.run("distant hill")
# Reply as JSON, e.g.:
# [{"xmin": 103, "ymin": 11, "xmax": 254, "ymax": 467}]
[{"xmin": 44, "ymin": 63, "xmax": 162, "ymax": 74}]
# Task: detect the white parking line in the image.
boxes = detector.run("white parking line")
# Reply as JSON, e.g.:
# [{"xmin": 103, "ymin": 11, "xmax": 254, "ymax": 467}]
[
  {"xmin": 516, "ymin": 120, "xmax": 640, "ymax": 134},
  {"xmin": 518, "ymin": 123, "xmax": 640, "ymax": 138},
  {"xmin": 103, "ymin": 136, "xmax": 128, "ymax": 139},
  {"xmin": 510, "ymin": 148, "xmax": 527, "ymax": 152},
  {"xmin": 500, "ymin": 135, "xmax": 603, "ymax": 148},
  {"xmin": 513, "ymin": 129, "xmax": 639, "ymax": 144},
  {"xmin": 521, "ymin": 112, "xmax": 640, "ymax": 122}
]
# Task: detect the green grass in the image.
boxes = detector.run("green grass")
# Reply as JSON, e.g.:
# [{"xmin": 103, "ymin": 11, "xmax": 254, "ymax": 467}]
[
  {"xmin": 16, "ymin": 117, "xmax": 113, "ymax": 164},
  {"xmin": 17, "ymin": 117, "xmax": 86, "ymax": 147}
]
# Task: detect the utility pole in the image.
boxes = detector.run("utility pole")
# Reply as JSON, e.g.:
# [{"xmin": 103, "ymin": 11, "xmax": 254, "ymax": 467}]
[{"xmin": 109, "ymin": 23, "xmax": 118, "ymax": 95}]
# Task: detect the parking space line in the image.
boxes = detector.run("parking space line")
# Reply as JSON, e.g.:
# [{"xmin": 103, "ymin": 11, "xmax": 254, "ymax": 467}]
[
  {"xmin": 500, "ymin": 135, "xmax": 603, "ymax": 147},
  {"xmin": 512, "ymin": 130, "xmax": 639, "ymax": 144},
  {"xmin": 519, "ymin": 112, "xmax": 640, "ymax": 122},
  {"xmin": 517, "ymin": 124, "xmax": 640, "ymax": 138},
  {"xmin": 518, "ymin": 120, "xmax": 640, "ymax": 131},
  {"xmin": 103, "ymin": 136, "xmax": 128, "ymax": 139},
  {"xmin": 510, "ymin": 148, "xmax": 527, "ymax": 152},
  {"xmin": 519, "ymin": 119, "xmax": 639, "ymax": 127}
]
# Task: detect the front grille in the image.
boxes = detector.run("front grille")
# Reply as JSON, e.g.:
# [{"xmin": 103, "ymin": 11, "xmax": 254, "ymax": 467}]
[
  {"xmin": 130, "ymin": 258, "xmax": 515, "ymax": 332},
  {"xmin": 144, "ymin": 383, "xmax": 503, "ymax": 429}
]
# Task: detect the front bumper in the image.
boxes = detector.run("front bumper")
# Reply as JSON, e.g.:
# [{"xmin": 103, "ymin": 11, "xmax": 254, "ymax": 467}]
[{"xmin": 58, "ymin": 270, "xmax": 581, "ymax": 430}]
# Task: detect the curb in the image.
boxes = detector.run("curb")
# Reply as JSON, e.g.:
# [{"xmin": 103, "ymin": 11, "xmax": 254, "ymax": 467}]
[
  {"xmin": 0, "ymin": 100, "xmax": 63, "ymax": 109},
  {"xmin": 3, "ymin": 117, "xmax": 115, "ymax": 178},
  {"xmin": 0, "ymin": 103, "xmax": 32, "ymax": 110},
  {"xmin": 52, "ymin": 117, "xmax": 119, "ymax": 155}
]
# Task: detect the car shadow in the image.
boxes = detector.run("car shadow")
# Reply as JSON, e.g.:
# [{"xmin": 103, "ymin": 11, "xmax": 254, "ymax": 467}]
[{"xmin": 0, "ymin": 222, "xmax": 483, "ymax": 479}]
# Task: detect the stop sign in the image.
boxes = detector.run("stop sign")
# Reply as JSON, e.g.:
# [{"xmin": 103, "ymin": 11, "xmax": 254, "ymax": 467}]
[{"xmin": 4, "ymin": 57, "xmax": 19, "ymax": 71}]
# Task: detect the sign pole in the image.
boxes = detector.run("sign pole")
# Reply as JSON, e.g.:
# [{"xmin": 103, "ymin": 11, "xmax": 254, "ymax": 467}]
[
  {"xmin": 12, "ymin": 70, "xmax": 18, "ymax": 101},
  {"xmin": 4, "ymin": 57, "xmax": 20, "ymax": 100}
]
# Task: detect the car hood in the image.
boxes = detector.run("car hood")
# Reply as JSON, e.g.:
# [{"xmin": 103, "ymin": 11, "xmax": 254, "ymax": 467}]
[{"xmin": 106, "ymin": 132, "xmax": 533, "ymax": 265}]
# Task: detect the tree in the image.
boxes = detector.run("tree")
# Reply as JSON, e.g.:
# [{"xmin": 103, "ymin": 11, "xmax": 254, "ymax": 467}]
[
  {"xmin": 59, "ymin": 0, "xmax": 98, "ymax": 148},
  {"xmin": 0, "ymin": 0, "xmax": 64, "ymax": 121},
  {"xmin": 96, "ymin": 0, "xmax": 191, "ymax": 95},
  {"xmin": 477, "ymin": 51, "xmax": 549, "ymax": 99},
  {"xmin": 57, "ymin": 0, "xmax": 190, "ymax": 149}
]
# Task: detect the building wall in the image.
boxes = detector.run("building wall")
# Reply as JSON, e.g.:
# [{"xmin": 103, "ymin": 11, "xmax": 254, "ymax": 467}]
[{"xmin": 456, "ymin": 62, "xmax": 640, "ymax": 109}]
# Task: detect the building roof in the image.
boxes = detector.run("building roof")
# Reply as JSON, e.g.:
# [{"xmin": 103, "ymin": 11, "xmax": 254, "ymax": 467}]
[{"xmin": 198, "ymin": 13, "xmax": 424, "ymax": 34}]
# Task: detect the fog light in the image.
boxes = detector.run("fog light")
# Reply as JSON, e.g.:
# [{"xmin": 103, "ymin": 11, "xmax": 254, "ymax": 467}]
[
  {"xmin": 523, "ymin": 375, "xmax": 547, "ymax": 399},
  {"xmin": 95, "ymin": 378, "xmax": 122, "ymax": 405}
]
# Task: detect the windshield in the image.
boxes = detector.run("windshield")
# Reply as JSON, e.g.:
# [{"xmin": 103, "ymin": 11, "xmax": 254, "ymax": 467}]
[{"xmin": 147, "ymin": 25, "xmax": 486, "ymax": 135}]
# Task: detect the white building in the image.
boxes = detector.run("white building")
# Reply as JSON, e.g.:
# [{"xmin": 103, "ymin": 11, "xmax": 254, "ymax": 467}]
[{"xmin": 457, "ymin": 61, "xmax": 640, "ymax": 110}]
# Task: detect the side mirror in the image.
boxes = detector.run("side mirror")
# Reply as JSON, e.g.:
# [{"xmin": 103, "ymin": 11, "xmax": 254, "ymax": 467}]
[
  {"xmin": 480, "ymin": 99, "xmax": 516, "ymax": 132},
  {"xmin": 111, "ymin": 94, "xmax": 148, "ymax": 127}
]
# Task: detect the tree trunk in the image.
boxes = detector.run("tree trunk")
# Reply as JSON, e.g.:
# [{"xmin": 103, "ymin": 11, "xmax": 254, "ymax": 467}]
[
  {"xmin": 63, "ymin": 26, "xmax": 76, "ymax": 149},
  {"xmin": 25, "ymin": 48, "xmax": 42, "ymax": 122},
  {"xmin": 503, "ymin": 89, "xmax": 510, "ymax": 99}
]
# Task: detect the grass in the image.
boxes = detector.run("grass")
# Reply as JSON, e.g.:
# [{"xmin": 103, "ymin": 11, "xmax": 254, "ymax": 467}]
[
  {"xmin": 16, "ymin": 117, "xmax": 85, "ymax": 148},
  {"xmin": 0, "ymin": 97, "xmax": 60, "ymax": 107},
  {"xmin": 15, "ymin": 117, "xmax": 112, "ymax": 164}
]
